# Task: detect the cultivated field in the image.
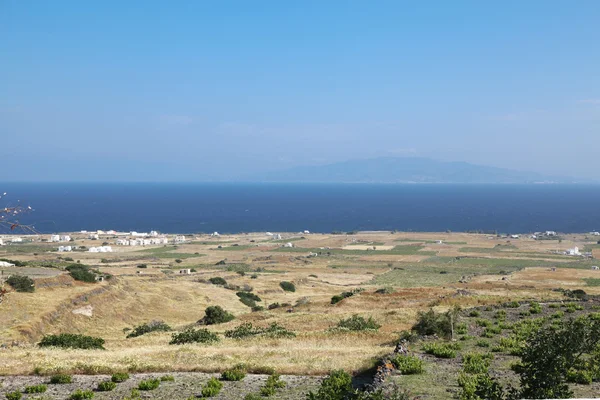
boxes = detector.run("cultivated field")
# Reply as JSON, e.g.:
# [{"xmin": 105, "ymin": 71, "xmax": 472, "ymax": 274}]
[{"xmin": 1, "ymin": 231, "xmax": 600, "ymax": 399}]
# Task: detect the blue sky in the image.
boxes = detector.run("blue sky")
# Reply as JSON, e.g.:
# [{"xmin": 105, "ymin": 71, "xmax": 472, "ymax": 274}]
[{"xmin": 1, "ymin": 1, "xmax": 599, "ymax": 181}]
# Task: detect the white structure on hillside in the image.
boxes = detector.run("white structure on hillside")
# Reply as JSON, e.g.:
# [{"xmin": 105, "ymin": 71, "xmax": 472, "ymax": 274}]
[
  {"xmin": 11, "ymin": 237, "xmax": 23, "ymax": 243},
  {"xmin": 174, "ymin": 235, "xmax": 186, "ymax": 244},
  {"xmin": 60, "ymin": 235, "xmax": 71, "ymax": 242},
  {"xmin": 591, "ymin": 231, "xmax": 600, "ymax": 236},
  {"xmin": 58, "ymin": 245, "xmax": 72, "ymax": 252},
  {"xmin": 566, "ymin": 247, "xmax": 581, "ymax": 256},
  {"xmin": 592, "ymin": 266, "xmax": 599, "ymax": 270},
  {"xmin": 284, "ymin": 242, "xmax": 294, "ymax": 248},
  {"xmin": 266, "ymin": 232, "xmax": 274, "ymax": 236},
  {"xmin": 89, "ymin": 233, "xmax": 99, "ymax": 240},
  {"xmin": 274, "ymin": 234, "xmax": 282, "ymax": 240},
  {"xmin": 49, "ymin": 235, "xmax": 60, "ymax": 242},
  {"xmin": 89, "ymin": 246, "xmax": 113, "ymax": 253},
  {"xmin": 545, "ymin": 231, "xmax": 557, "ymax": 236},
  {"xmin": 179, "ymin": 269, "xmax": 191, "ymax": 275},
  {"xmin": 0, "ymin": 261, "xmax": 15, "ymax": 267},
  {"xmin": 304, "ymin": 230, "xmax": 310, "ymax": 234},
  {"xmin": 0, "ymin": 238, "xmax": 4, "ymax": 246},
  {"xmin": 150, "ymin": 230, "xmax": 159, "ymax": 237},
  {"xmin": 510, "ymin": 234, "xmax": 520, "ymax": 239},
  {"xmin": 117, "ymin": 237, "xmax": 168, "ymax": 246},
  {"xmin": 211, "ymin": 232, "xmax": 220, "ymax": 237}
]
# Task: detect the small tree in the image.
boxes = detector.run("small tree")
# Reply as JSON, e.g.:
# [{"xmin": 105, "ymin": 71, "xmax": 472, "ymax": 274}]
[
  {"xmin": 6, "ymin": 275, "xmax": 35, "ymax": 292},
  {"xmin": 200, "ymin": 305, "xmax": 235, "ymax": 325}
]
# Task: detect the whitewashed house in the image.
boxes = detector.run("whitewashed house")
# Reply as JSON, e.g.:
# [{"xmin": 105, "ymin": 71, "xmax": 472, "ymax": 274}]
[
  {"xmin": 510, "ymin": 235, "xmax": 520, "ymax": 239},
  {"xmin": 89, "ymin": 233, "xmax": 99, "ymax": 240},
  {"xmin": 179, "ymin": 269, "xmax": 191, "ymax": 275},
  {"xmin": 592, "ymin": 266, "xmax": 599, "ymax": 270},
  {"xmin": 266, "ymin": 232, "xmax": 274, "ymax": 236},
  {"xmin": 58, "ymin": 245, "xmax": 72, "ymax": 252},
  {"xmin": 116, "ymin": 239, "xmax": 129, "ymax": 246},
  {"xmin": 150, "ymin": 230, "xmax": 159, "ymax": 237},
  {"xmin": 284, "ymin": 242, "xmax": 294, "ymax": 248},
  {"xmin": 60, "ymin": 235, "xmax": 71, "ymax": 242},
  {"xmin": 0, "ymin": 238, "xmax": 4, "ymax": 246},
  {"xmin": 211, "ymin": 232, "xmax": 220, "ymax": 237},
  {"xmin": 591, "ymin": 232, "xmax": 600, "ymax": 236},
  {"xmin": 174, "ymin": 235, "xmax": 186, "ymax": 244},
  {"xmin": 49, "ymin": 235, "xmax": 60, "ymax": 242},
  {"xmin": 566, "ymin": 247, "xmax": 581, "ymax": 256},
  {"xmin": 545, "ymin": 231, "xmax": 557, "ymax": 237},
  {"xmin": 274, "ymin": 234, "xmax": 282, "ymax": 240},
  {"xmin": 0, "ymin": 261, "xmax": 15, "ymax": 267},
  {"xmin": 304, "ymin": 230, "xmax": 310, "ymax": 234},
  {"xmin": 11, "ymin": 237, "xmax": 23, "ymax": 243},
  {"xmin": 89, "ymin": 246, "xmax": 113, "ymax": 253}
]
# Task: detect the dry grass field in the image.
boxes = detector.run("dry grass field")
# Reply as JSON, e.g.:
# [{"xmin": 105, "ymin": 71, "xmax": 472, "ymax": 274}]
[{"xmin": 1, "ymin": 231, "xmax": 599, "ymax": 398}]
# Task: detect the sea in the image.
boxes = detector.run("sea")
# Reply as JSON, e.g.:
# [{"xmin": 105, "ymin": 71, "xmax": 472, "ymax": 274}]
[{"xmin": 2, "ymin": 183, "xmax": 600, "ymax": 234}]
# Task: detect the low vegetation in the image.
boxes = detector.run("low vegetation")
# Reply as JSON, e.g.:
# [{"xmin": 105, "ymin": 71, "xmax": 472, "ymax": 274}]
[
  {"xmin": 279, "ymin": 281, "xmax": 296, "ymax": 292},
  {"xmin": 224, "ymin": 322, "xmax": 296, "ymax": 339},
  {"xmin": 169, "ymin": 328, "xmax": 219, "ymax": 345},
  {"xmin": 335, "ymin": 315, "xmax": 381, "ymax": 332},
  {"xmin": 65, "ymin": 264, "xmax": 97, "ymax": 283},
  {"xmin": 138, "ymin": 378, "xmax": 160, "ymax": 391},
  {"xmin": 199, "ymin": 305, "xmax": 235, "ymax": 325},
  {"xmin": 96, "ymin": 381, "xmax": 116, "ymax": 392},
  {"xmin": 69, "ymin": 389, "xmax": 94, "ymax": 400},
  {"xmin": 200, "ymin": 377, "xmax": 223, "ymax": 397},
  {"xmin": 221, "ymin": 365, "xmax": 246, "ymax": 381},
  {"xmin": 38, "ymin": 333, "xmax": 105, "ymax": 350},
  {"xmin": 50, "ymin": 374, "xmax": 73, "ymax": 384},
  {"xmin": 6, "ymin": 275, "xmax": 35, "ymax": 292},
  {"xmin": 126, "ymin": 320, "xmax": 171, "ymax": 338}
]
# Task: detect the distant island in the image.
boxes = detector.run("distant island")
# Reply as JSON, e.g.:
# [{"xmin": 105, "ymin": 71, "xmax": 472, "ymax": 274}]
[{"xmin": 250, "ymin": 157, "xmax": 583, "ymax": 184}]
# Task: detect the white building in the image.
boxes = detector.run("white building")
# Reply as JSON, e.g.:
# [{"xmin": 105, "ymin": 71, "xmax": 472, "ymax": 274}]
[
  {"xmin": 510, "ymin": 235, "xmax": 520, "ymax": 239},
  {"xmin": 49, "ymin": 235, "xmax": 60, "ymax": 242},
  {"xmin": 274, "ymin": 234, "xmax": 282, "ymax": 240},
  {"xmin": 592, "ymin": 266, "xmax": 599, "ymax": 270},
  {"xmin": 116, "ymin": 239, "xmax": 129, "ymax": 246},
  {"xmin": 0, "ymin": 261, "xmax": 15, "ymax": 267},
  {"xmin": 89, "ymin": 233, "xmax": 99, "ymax": 240},
  {"xmin": 179, "ymin": 269, "xmax": 191, "ymax": 275},
  {"xmin": 303, "ymin": 230, "xmax": 310, "ymax": 234},
  {"xmin": 60, "ymin": 235, "xmax": 71, "ymax": 242},
  {"xmin": 89, "ymin": 246, "xmax": 113, "ymax": 253},
  {"xmin": 284, "ymin": 242, "xmax": 294, "ymax": 248},
  {"xmin": 566, "ymin": 247, "xmax": 581, "ymax": 256},
  {"xmin": 174, "ymin": 235, "xmax": 186, "ymax": 244},
  {"xmin": 0, "ymin": 238, "xmax": 4, "ymax": 246},
  {"xmin": 591, "ymin": 232, "xmax": 600, "ymax": 236},
  {"xmin": 11, "ymin": 237, "xmax": 23, "ymax": 243},
  {"xmin": 211, "ymin": 232, "xmax": 220, "ymax": 237},
  {"xmin": 58, "ymin": 245, "xmax": 72, "ymax": 252},
  {"xmin": 150, "ymin": 230, "xmax": 159, "ymax": 237},
  {"xmin": 266, "ymin": 232, "xmax": 274, "ymax": 236},
  {"xmin": 545, "ymin": 231, "xmax": 557, "ymax": 237}
]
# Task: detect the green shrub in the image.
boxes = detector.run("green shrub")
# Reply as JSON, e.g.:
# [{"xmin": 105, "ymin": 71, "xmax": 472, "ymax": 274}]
[
  {"xmin": 391, "ymin": 355, "xmax": 424, "ymax": 374},
  {"xmin": 111, "ymin": 372, "xmax": 129, "ymax": 383},
  {"xmin": 224, "ymin": 322, "xmax": 295, "ymax": 339},
  {"xmin": 66, "ymin": 264, "xmax": 97, "ymax": 283},
  {"xmin": 137, "ymin": 264, "xmax": 147, "ymax": 268},
  {"xmin": 455, "ymin": 323, "xmax": 468, "ymax": 335},
  {"xmin": 24, "ymin": 384, "xmax": 47, "ymax": 394},
  {"xmin": 331, "ymin": 291, "xmax": 354, "ymax": 304},
  {"xmin": 503, "ymin": 301, "xmax": 520, "ymax": 308},
  {"xmin": 375, "ymin": 287, "xmax": 394, "ymax": 294},
  {"xmin": 529, "ymin": 302, "xmax": 542, "ymax": 314},
  {"xmin": 306, "ymin": 370, "xmax": 353, "ymax": 400},
  {"xmin": 50, "ymin": 374, "xmax": 73, "ymax": 384},
  {"xmin": 39, "ymin": 333, "xmax": 105, "ymax": 350},
  {"xmin": 494, "ymin": 310, "xmax": 506, "ymax": 320},
  {"xmin": 200, "ymin": 306, "xmax": 235, "ymax": 325},
  {"xmin": 566, "ymin": 369, "xmax": 593, "ymax": 385},
  {"xmin": 69, "ymin": 389, "xmax": 94, "ymax": 400},
  {"xmin": 208, "ymin": 277, "xmax": 227, "ymax": 285},
  {"xmin": 260, "ymin": 374, "xmax": 286, "ymax": 397},
  {"xmin": 412, "ymin": 308, "xmax": 455, "ymax": 338},
  {"xmin": 336, "ymin": 315, "xmax": 380, "ymax": 331},
  {"xmin": 6, "ymin": 275, "xmax": 35, "ymax": 292},
  {"xmin": 138, "ymin": 378, "xmax": 160, "ymax": 391},
  {"xmin": 475, "ymin": 319, "xmax": 491, "ymax": 327},
  {"xmin": 279, "ymin": 281, "xmax": 296, "ymax": 292},
  {"xmin": 97, "ymin": 381, "xmax": 117, "ymax": 392},
  {"xmin": 236, "ymin": 291, "xmax": 262, "ymax": 307},
  {"xmin": 244, "ymin": 394, "xmax": 262, "ymax": 400},
  {"xmin": 126, "ymin": 320, "xmax": 171, "ymax": 338},
  {"xmin": 476, "ymin": 340, "xmax": 490, "ymax": 348},
  {"xmin": 160, "ymin": 375, "xmax": 175, "ymax": 382},
  {"xmin": 422, "ymin": 342, "xmax": 459, "ymax": 358},
  {"xmin": 462, "ymin": 353, "xmax": 492, "ymax": 374},
  {"xmin": 200, "ymin": 377, "xmax": 223, "ymax": 397},
  {"xmin": 169, "ymin": 328, "xmax": 219, "ymax": 345},
  {"xmin": 468, "ymin": 310, "xmax": 480, "ymax": 317},
  {"xmin": 221, "ymin": 366, "xmax": 246, "ymax": 381},
  {"xmin": 5, "ymin": 392, "xmax": 22, "ymax": 400}
]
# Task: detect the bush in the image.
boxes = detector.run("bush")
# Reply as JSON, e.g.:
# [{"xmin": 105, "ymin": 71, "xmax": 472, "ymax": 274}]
[
  {"xmin": 200, "ymin": 306, "xmax": 235, "ymax": 325},
  {"xmin": 412, "ymin": 309, "xmax": 454, "ymax": 338},
  {"xmin": 306, "ymin": 370, "xmax": 353, "ymax": 400},
  {"xmin": 97, "ymin": 381, "xmax": 116, "ymax": 392},
  {"xmin": 50, "ymin": 374, "xmax": 72, "ymax": 384},
  {"xmin": 221, "ymin": 366, "xmax": 246, "ymax": 381},
  {"xmin": 126, "ymin": 320, "xmax": 171, "ymax": 338},
  {"xmin": 279, "ymin": 281, "xmax": 296, "ymax": 292},
  {"xmin": 529, "ymin": 302, "xmax": 542, "ymax": 314},
  {"xmin": 201, "ymin": 377, "xmax": 223, "ymax": 397},
  {"xmin": 65, "ymin": 264, "xmax": 97, "ymax": 283},
  {"xmin": 391, "ymin": 355, "xmax": 424, "ymax": 374},
  {"xmin": 260, "ymin": 374, "xmax": 286, "ymax": 397},
  {"xmin": 111, "ymin": 372, "xmax": 129, "ymax": 383},
  {"xmin": 224, "ymin": 322, "xmax": 295, "ymax": 339},
  {"xmin": 137, "ymin": 264, "xmax": 147, "ymax": 268},
  {"xmin": 476, "ymin": 340, "xmax": 490, "ymax": 348},
  {"xmin": 24, "ymin": 384, "xmax": 47, "ymax": 394},
  {"xmin": 69, "ymin": 389, "xmax": 94, "ymax": 400},
  {"xmin": 169, "ymin": 328, "xmax": 219, "ymax": 345},
  {"xmin": 422, "ymin": 342, "xmax": 459, "ymax": 358},
  {"xmin": 455, "ymin": 323, "xmax": 468, "ymax": 335},
  {"xmin": 39, "ymin": 333, "xmax": 105, "ymax": 350},
  {"xmin": 209, "ymin": 277, "xmax": 227, "ymax": 285},
  {"xmin": 5, "ymin": 392, "xmax": 22, "ymax": 400},
  {"xmin": 244, "ymin": 394, "xmax": 262, "ymax": 400},
  {"xmin": 336, "ymin": 315, "xmax": 381, "ymax": 331},
  {"xmin": 331, "ymin": 291, "xmax": 354, "ymax": 304},
  {"xmin": 462, "ymin": 353, "xmax": 492, "ymax": 374},
  {"xmin": 138, "ymin": 378, "xmax": 160, "ymax": 391},
  {"xmin": 503, "ymin": 301, "xmax": 520, "ymax": 308},
  {"xmin": 6, "ymin": 275, "xmax": 35, "ymax": 292},
  {"xmin": 237, "ymin": 291, "xmax": 262, "ymax": 307},
  {"xmin": 468, "ymin": 310, "xmax": 480, "ymax": 317},
  {"xmin": 566, "ymin": 368, "xmax": 593, "ymax": 385},
  {"xmin": 160, "ymin": 375, "xmax": 175, "ymax": 382}
]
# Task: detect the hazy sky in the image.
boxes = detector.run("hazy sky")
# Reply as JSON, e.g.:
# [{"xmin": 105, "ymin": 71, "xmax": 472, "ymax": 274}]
[{"xmin": 1, "ymin": 1, "xmax": 599, "ymax": 181}]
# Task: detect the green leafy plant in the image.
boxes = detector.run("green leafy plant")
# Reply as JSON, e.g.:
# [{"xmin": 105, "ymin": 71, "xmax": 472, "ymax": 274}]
[
  {"xmin": 5, "ymin": 392, "xmax": 22, "ymax": 400},
  {"xmin": 279, "ymin": 281, "xmax": 296, "ymax": 292},
  {"xmin": 306, "ymin": 370, "xmax": 353, "ymax": 400},
  {"xmin": 200, "ymin": 377, "xmax": 223, "ymax": 397},
  {"xmin": 69, "ymin": 389, "xmax": 94, "ymax": 400},
  {"xmin": 126, "ymin": 320, "xmax": 171, "ymax": 338},
  {"xmin": 24, "ymin": 384, "xmax": 47, "ymax": 394},
  {"xmin": 111, "ymin": 372, "xmax": 129, "ymax": 382},
  {"xmin": 169, "ymin": 328, "xmax": 219, "ymax": 345},
  {"xmin": 391, "ymin": 355, "xmax": 424, "ymax": 375},
  {"xmin": 39, "ymin": 333, "xmax": 105, "ymax": 350},
  {"xmin": 97, "ymin": 381, "xmax": 117, "ymax": 392},
  {"xmin": 208, "ymin": 277, "xmax": 227, "ymax": 285},
  {"xmin": 259, "ymin": 374, "xmax": 286, "ymax": 397},
  {"xmin": 6, "ymin": 275, "xmax": 35, "ymax": 292},
  {"xmin": 200, "ymin": 305, "xmax": 235, "ymax": 325},
  {"xmin": 50, "ymin": 374, "xmax": 73, "ymax": 384},
  {"xmin": 221, "ymin": 365, "xmax": 246, "ymax": 381},
  {"xmin": 422, "ymin": 342, "xmax": 460, "ymax": 359},
  {"xmin": 138, "ymin": 378, "xmax": 160, "ymax": 391},
  {"xmin": 336, "ymin": 315, "xmax": 381, "ymax": 331},
  {"xmin": 160, "ymin": 375, "xmax": 175, "ymax": 382},
  {"xmin": 66, "ymin": 264, "xmax": 97, "ymax": 283}
]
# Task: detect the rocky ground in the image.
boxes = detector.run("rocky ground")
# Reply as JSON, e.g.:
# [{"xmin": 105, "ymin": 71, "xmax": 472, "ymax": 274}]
[{"xmin": 0, "ymin": 372, "xmax": 323, "ymax": 399}]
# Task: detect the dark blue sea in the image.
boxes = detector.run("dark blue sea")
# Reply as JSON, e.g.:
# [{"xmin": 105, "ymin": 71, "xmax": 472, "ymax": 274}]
[{"xmin": 2, "ymin": 183, "xmax": 600, "ymax": 234}]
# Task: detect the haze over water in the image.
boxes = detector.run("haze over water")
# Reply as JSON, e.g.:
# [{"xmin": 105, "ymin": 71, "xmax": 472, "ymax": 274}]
[{"xmin": 4, "ymin": 183, "xmax": 600, "ymax": 234}]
